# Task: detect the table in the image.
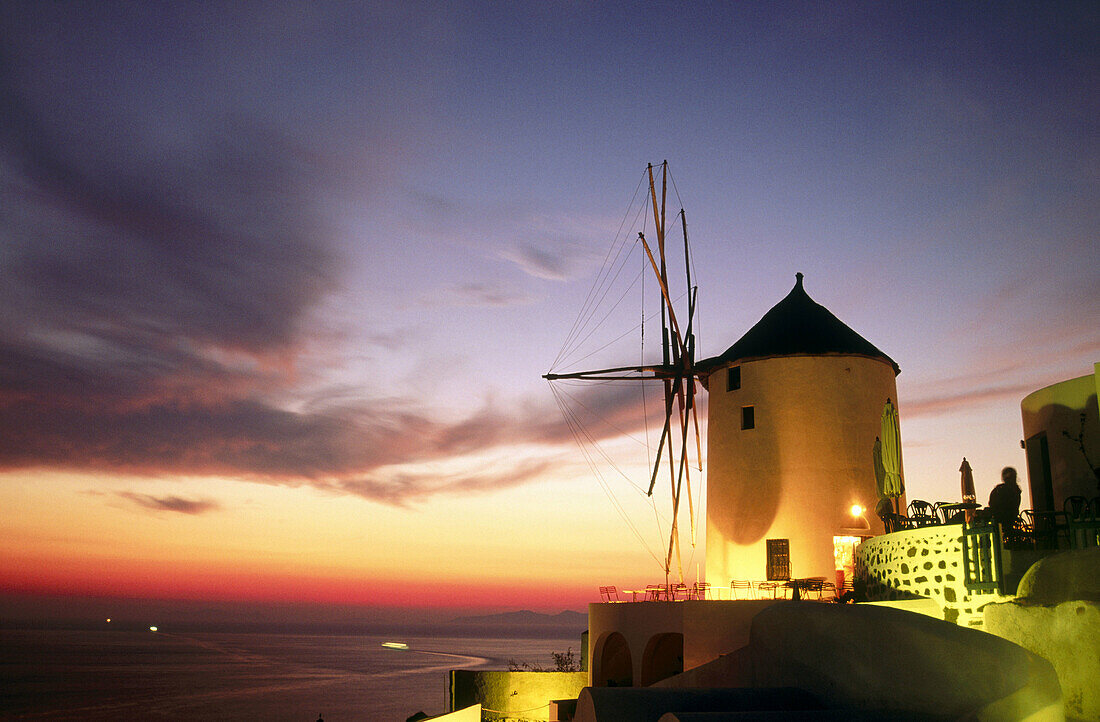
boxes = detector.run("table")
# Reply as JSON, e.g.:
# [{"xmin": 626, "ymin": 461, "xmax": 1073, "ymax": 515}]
[
  {"xmin": 938, "ymin": 501, "xmax": 981, "ymax": 523},
  {"xmin": 785, "ymin": 577, "xmax": 826, "ymax": 599},
  {"xmin": 622, "ymin": 589, "xmax": 645, "ymax": 602}
]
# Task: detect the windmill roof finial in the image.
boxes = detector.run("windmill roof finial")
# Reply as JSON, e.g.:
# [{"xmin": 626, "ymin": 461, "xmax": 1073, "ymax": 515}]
[{"xmin": 795, "ymin": 272, "xmax": 804, "ymax": 287}]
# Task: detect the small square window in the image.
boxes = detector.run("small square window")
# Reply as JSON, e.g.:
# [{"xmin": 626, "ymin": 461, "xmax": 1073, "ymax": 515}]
[
  {"xmin": 741, "ymin": 406, "xmax": 755, "ymax": 430},
  {"xmin": 726, "ymin": 366, "xmax": 741, "ymax": 391}
]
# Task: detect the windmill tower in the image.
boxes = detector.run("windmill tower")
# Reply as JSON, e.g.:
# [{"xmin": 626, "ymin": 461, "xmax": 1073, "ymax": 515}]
[{"xmin": 697, "ymin": 273, "xmax": 901, "ymax": 587}]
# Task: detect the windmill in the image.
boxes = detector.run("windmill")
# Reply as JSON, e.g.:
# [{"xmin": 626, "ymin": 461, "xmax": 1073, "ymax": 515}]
[{"xmin": 544, "ymin": 162, "xmax": 703, "ymax": 585}]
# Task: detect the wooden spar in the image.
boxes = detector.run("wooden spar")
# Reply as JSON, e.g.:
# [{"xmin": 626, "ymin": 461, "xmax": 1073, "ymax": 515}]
[
  {"xmin": 646, "ymin": 405, "xmax": 673, "ymax": 496},
  {"xmin": 664, "ymin": 375, "xmax": 680, "ymax": 581},
  {"xmin": 682, "ymin": 209, "xmax": 692, "ymax": 326},
  {"xmin": 647, "ymin": 165, "xmax": 672, "ymax": 362},
  {"xmin": 685, "ymin": 381, "xmax": 700, "ymax": 545},
  {"xmin": 688, "ymin": 288, "xmax": 703, "ymax": 471},
  {"xmin": 681, "ymin": 211, "xmax": 702, "ymax": 472},
  {"xmin": 666, "ymin": 374, "xmax": 693, "ymax": 581},
  {"xmin": 543, "ymin": 363, "xmax": 676, "ymax": 381},
  {"xmin": 636, "ymin": 232, "xmax": 686, "ymax": 355}
]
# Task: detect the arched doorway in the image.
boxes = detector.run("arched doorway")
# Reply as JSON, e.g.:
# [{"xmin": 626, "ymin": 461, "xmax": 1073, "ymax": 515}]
[
  {"xmin": 640, "ymin": 632, "xmax": 683, "ymax": 686},
  {"xmin": 593, "ymin": 632, "xmax": 633, "ymax": 687}
]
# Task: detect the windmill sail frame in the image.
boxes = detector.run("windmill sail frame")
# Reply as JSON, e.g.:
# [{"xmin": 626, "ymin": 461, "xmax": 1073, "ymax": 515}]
[{"xmin": 544, "ymin": 162, "xmax": 703, "ymax": 584}]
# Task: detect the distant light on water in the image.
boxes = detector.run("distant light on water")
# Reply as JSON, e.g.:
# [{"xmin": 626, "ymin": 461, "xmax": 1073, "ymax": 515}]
[
  {"xmin": 149, "ymin": 626, "xmax": 158, "ymax": 632},
  {"xmin": 106, "ymin": 618, "xmax": 111, "ymax": 623}
]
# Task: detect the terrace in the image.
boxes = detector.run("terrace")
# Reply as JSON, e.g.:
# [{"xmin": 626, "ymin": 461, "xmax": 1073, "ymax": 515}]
[{"xmin": 858, "ymin": 497, "xmax": 1100, "ymax": 627}]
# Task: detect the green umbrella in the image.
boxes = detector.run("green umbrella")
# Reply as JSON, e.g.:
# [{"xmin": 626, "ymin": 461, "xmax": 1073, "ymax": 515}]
[
  {"xmin": 873, "ymin": 436, "xmax": 887, "ymax": 498},
  {"xmin": 880, "ymin": 398, "xmax": 904, "ymax": 513}
]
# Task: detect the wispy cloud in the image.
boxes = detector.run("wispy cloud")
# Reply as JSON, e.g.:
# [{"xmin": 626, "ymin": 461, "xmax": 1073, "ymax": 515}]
[
  {"xmin": 500, "ymin": 243, "xmax": 571, "ymax": 281},
  {"xmin": 337, "ymin": 458, "xmax": 554, "ymax": 507},
  {"xmin": 118, "ymin": 492, "xmax": 219, "ymax": 515},
  {"xmin": 903, "ymin": 382, "xmax": 1042, "ymax": 418},
  {"xmin": 429, "ymin": 282, "xmax": 534, "ymax": 308}
]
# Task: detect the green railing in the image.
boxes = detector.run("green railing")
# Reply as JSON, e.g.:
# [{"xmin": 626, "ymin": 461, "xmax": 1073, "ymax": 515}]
[{"xmin": 961, "ymin": 521, "xmax": 1004, "ymax": 595}]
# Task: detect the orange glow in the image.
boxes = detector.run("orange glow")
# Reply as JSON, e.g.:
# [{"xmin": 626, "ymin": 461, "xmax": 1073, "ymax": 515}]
[
  {"xmin": 0, "ymin": 546, "xmax": 599, "ymax": 609},
  {"xmin": 1, "ymin": 458, "xmax": 690, "ymax": 619}
]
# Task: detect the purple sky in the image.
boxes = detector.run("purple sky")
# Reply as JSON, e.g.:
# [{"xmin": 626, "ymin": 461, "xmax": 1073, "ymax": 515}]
[{"xmin": 1, "ymin": 2, "xmax": 1097, "ymax": 611}]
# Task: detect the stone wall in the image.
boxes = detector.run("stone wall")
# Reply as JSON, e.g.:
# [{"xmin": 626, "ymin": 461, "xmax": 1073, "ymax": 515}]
[
  {"xmin": 983, "ymin": 548, "xmax": 1100, "ymax": 722},
  {"xmin": 449, "ymin": 670, "xmax": 587, "ymax": 722},
  {"xmin": 985, "ymin": 600, "xmax": 1099, "ymax": 722},
  {"xmin": 855, "ymin": 524, "xmax": 1009, "ymax": 626}
]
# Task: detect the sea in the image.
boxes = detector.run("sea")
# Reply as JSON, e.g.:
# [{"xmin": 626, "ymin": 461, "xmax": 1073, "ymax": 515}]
[{"xmin": 0, "ymin": 626, "xmax": 582, "ymax": 721}]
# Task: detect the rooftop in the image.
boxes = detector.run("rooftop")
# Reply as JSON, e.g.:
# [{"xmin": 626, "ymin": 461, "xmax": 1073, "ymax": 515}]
[{"xmin": 699, "ymin": 272, "xmax": 900, "ymax": 375}]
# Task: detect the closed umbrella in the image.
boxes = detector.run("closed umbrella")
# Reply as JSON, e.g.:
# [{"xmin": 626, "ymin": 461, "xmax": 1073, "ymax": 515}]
[
  {"xmin": 960, "ymin": 457, "xmax": 976, "ymax": 523},
  {"xmin": 872, "ymin": 436, "xmax": 894, "ymax": 530},
  {"xmin": 960, "ymin": 457, "xmax": 975, "ymax": 502},
  {"xmin": 873, "ymin": 437, "xmax": 886, "ymax": 498},
  {"xmin": 880, "ymin": 399, "xmax": 904, "ymax": 513}
]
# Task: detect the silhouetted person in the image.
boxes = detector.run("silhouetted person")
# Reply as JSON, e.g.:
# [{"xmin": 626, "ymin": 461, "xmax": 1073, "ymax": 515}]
[{"xmin": 987, "ymin": 466, "xmax": 1021, "ymax": 529}]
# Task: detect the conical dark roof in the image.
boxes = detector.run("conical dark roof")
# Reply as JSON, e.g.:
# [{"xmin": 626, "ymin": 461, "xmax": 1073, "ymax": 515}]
[{"xmin": 699, "ymin": 273, "xmax": 899, "ymax": 375}]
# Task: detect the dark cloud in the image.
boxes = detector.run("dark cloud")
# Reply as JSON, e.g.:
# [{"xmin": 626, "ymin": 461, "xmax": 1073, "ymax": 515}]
[
  {"xmin": 118, "ymin": 492, "xmax": 219, "ymax": 515},
  {"xmin": 0, "ymin": 354, "xmax": 651, "ymax": 506},
  {"xmin": 0, "ymin": 8, "xmax": 661, "ymax": 507}
]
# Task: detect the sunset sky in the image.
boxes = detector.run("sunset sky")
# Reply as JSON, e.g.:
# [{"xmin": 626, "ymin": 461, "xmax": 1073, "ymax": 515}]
[{"xmin": 1, "ymin": 2, "xmax": 1097, "ymax": 624}]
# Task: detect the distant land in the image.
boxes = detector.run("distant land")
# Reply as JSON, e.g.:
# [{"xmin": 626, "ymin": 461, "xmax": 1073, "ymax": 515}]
[
  {"xmin": 449, "ymin": 609, "xmax": 587, "ymax": 627},
  {"xmin": 0, "ymin": 592, "xmax": 589, "ymax": 635}
]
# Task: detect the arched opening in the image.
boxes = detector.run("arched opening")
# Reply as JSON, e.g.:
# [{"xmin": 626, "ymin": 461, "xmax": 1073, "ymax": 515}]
[
  {"xmin": 593, "ymin": 632, "xmax": 633, "ymax": 687},
  {"xmin": 640, "ymin": 632, "xmax": 683, "ymax": 686}
]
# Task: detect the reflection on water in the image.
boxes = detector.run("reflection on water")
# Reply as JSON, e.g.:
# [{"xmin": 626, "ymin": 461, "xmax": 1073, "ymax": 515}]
[{"xmin": 0, "ymin": 629, "xmax": 579, "ymax": 721}]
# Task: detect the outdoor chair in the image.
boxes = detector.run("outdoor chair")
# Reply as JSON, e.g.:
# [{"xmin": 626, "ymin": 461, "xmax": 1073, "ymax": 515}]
[
  {"xmin": 730, "ymin": 580, "xmax": 754, "ymax": 600},
  {"xmin": 933, "ymin": 502, "xmax": 954, "ymax": 525},
  {"xmin": 880, "ymin": 511, "xmax": 911, "ymax": 533},
  {"xmin": 645, "ymin": 584, "xmax": 664, "ymax": 601},
  {"xmin": 820, "ymin": 580, "xmax": 837, "ymax": 599},
  {"xmin": 908, "ymin": 499, "xmax": 938, "ymax": 527},
  {"xmin": 599, "ymin": 585, "xmax": 623, "ymax": 602},
  {"xmin": 1064, "ymin": 495, "xmax": 1088, "ymax": 520},
  {"xmin": 691, "ymin": 581, "xmax": 711, "ymax": 600},
  {"xmin": 794, "ymin": 578, "xmax": 825, "ymax": 600},
  {"xmin": 754, "ymin": 581, "xmax": 776, "ymax": 598},
  {"xmin": 669, "ymin": 582, "xmax": 689, "ymax": 601}
]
